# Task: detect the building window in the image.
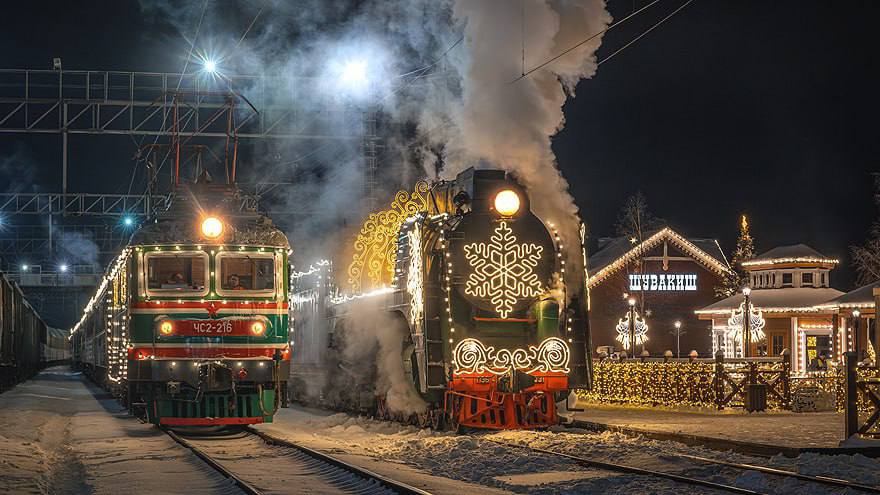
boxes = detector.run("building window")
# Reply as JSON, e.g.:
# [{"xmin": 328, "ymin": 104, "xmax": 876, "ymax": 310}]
[
  {"xmin": 772, "ymin": 334, "xmax": 784, "ymax": 356},
  {"xmin": 782, "ymin": 272, "xmax": 793, "ymax": 286},
  {"xmin": 802, "ymin": 272, "xmax": 813, "ymax": 287}
]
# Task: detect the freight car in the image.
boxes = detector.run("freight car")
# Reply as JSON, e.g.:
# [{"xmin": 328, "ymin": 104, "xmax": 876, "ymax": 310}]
[
  {"xmin": 70, "ymin": 179, "xmax": 291, "ymax": 426},
  {"xmin": 291, "ymin": 168, "xmax": 591, "ymax": 430},
  {"xmin": 0, "ymin": 270, "xmax": 66, "ymax": 392}
]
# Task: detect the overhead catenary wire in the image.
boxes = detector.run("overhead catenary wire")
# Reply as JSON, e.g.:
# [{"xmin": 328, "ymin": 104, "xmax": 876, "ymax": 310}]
[
  {"xmin": 510, "ymin": 0, "xmax": 662, "ymax": 83},
  {"xmin": 598, "ymin": 0, "xmax": 697, "ymax": 67}
]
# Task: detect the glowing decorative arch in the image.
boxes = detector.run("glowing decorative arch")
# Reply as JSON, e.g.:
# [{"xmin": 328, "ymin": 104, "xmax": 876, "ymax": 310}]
[{"xmin": 348, "ymin": 181, "xmax": 429, "ymax": 292}]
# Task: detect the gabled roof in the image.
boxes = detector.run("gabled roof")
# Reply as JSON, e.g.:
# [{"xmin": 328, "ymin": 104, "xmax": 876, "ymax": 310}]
[
  {"xmin": 742, "ymin": 244, "xmax": 838, "ymax": 267},
  {"xmin": 819, "ymin": 280, "xmax": 880, "ymax": 309},
  {"xmin": 696, "ymin": 287, "xmax": 844, "ymax": 314},
  {"xmin": 587, "ymin": 227, "xmax": 731, "ymax": 289}
]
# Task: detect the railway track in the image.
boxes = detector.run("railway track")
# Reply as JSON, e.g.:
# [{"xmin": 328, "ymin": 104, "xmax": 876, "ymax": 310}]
[
  {"xmin": 163, "ymin": 426, "xmax": 432, "ymax": 495},
  {"xmin": 489, "ymin": 438, "xmax": 880, "ymax": 494}
]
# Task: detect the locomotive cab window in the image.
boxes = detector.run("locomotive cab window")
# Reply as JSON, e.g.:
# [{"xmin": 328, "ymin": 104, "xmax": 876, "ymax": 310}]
[
  {"xmin": 143, "ymin": 251, "xmax": 209, "ymax": 296},
  {"xmin": 217, "ymin": 252, "xmax": 277, "ymax": 297}
]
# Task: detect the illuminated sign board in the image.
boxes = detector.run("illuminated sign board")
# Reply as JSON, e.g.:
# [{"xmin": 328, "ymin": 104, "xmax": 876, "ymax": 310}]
[{"xmin": 629, "ymin": 273, "xmax": 697, "ymax": 291}]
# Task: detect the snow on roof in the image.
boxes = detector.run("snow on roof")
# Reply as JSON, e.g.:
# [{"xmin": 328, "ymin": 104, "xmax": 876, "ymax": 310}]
[
  {"xmin": 742, "ymin": 244, "xmax": 837, "ymax": 267},
  {"xmin": 695, "ymin": 287, "xmax": 844, "ymax": 314},
  {"xmin": 587, "ymin": 228, "xmax": 730, "ymax": 289},
  {"xmin": 820, "ymin": 280, "xmax": 880, "ymax": 309}
]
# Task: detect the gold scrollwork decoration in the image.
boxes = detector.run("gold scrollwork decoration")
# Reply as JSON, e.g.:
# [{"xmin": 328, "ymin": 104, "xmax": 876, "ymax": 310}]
[{"xmin": 348, "ymin": 181, "xmax": 429, "ymax": 293}]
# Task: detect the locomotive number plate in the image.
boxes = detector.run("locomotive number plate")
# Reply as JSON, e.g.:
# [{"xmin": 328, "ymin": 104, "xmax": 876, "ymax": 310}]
[
  {"xmin": 164, "ymin": 319, "xmax": 262, "ymax": 337},
  {"xmin": 191, "ymin": 320, "xmax": 234, "ymax": 334}
]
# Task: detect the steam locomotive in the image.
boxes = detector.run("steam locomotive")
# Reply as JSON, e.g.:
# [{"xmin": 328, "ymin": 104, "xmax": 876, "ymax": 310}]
[
  {"xmin": 71, "ymin": 179, "xmax": 291, "ymax": 426},
  {"xmin": 291, "ymin": 168, "xmax": 591, "ymax": 429}
]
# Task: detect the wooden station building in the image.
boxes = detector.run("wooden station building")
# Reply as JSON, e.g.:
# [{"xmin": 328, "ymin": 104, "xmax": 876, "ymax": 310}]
[
  {"xmin": 587, "ymin": 227, "xmax": 732, "ymax": 357},
  {"xmin": 695, "ymin": 244, "xmax": 844, "ymax": 374}
]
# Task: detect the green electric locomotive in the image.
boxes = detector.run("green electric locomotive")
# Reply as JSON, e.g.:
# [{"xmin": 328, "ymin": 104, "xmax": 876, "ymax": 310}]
[{"xmin": 71, "ymin": 180, "xmax": 290, "ymax": 426}]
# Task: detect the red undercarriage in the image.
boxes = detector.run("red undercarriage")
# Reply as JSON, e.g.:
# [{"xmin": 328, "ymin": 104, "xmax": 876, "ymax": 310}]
[{"xmin": 446, "ymin": 372, "xmax": 568, "ymax": 429}]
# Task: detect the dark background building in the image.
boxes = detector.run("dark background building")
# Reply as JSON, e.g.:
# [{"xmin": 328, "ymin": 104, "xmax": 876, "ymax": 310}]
[{"xmin": 587, "ymin": 228, "xmax": 730, "ymax": 357}]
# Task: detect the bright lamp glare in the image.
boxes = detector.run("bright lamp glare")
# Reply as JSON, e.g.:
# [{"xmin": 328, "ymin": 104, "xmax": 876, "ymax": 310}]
[
  {"xmin": 123, "ymin": 216, "xmax": 134, "ymax": 226},
  {"xmin": 59, "ymin": 264, "xmax": 68, "ymax": 273},
  {"xmin": 204, "ymin": 59, "xmax": 217, "ymax": 74},
  {"xmin": 21, "ymin": 264, "xmax": 28, "ymax": 271},
  {"xmin": 340, "ymin": 60, "xmax": 368, "ymax": 86},
  {"xmin": 493, "ymin": 189, "xmax": 521, "ymax": 216},
  {"xmin": 201, "ymin": 216, "xmax": 224, "ymax": 239}
]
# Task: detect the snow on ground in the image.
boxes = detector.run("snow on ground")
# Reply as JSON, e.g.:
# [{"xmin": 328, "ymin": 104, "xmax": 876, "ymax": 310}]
[
  {"xmin": 0, "ymin": 367, "xmax": 241, "ymax": 495},
  {"xmin": 265, "ymin": 405, "xmax": 880, "ymax": 495}
]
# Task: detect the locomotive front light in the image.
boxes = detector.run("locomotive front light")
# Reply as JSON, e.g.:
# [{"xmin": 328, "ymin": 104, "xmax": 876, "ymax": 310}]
[
  {"xmin": 201, "ymin": 216, "xmax": 224, "ymax": 239},
  {"xmin": 494, "ymin": 189, "xmax": 521, "ymax": 216},
  {"xmin": 251, "ymin": 321, "xmax": 265, "ymax": 336},
  {"xmin": 159, "ymin": 320, "xmax": 174, "ymax": 335}
]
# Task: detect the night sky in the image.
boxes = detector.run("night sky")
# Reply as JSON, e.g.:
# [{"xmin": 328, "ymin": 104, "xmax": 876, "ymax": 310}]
[{"xmin": 1, "ymin": 1, "xmax": 878, "ymax": 289}]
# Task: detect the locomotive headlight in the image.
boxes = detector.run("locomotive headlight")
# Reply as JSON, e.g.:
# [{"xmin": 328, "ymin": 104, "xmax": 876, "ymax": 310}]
[
  {"xmin": 251, "ymin": 321, "xmax": 265, "ymax": 336},
  {"xmin": 494, "ymin": 189, "xmax": 520, "ymax": 216},
  {"xmin": 159, "ymin": 320, "xmax": 173, "ymax": 335},
  {"xmin": 201, "ymin": 216, "xmax": 224, "ymax": 239}
]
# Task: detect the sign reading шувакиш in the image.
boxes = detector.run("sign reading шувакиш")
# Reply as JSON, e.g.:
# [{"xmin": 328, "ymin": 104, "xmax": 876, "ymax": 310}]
[{"xmin": 629, "ymin": 273, "xmax": 697, "ymax": 291}]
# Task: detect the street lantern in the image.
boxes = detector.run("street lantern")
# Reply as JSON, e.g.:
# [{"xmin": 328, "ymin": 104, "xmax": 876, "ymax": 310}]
[
  {"xmin": 628, "ymin": 297, "xmax": 637, "ymax": 354},
  {"xmin": 853, "ymin": 309, "xmax": 862, "ymax": 359},
  {"xmin": 727, "ymin": 286, "xmax": 765, "ymax": 358},
  {"xmin": 672, "ymin": 320, "xmax": 684, "ymax": 358}
]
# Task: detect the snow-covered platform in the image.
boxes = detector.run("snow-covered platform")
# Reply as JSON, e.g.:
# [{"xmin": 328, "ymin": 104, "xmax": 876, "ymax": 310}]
[{"xmin": 571, "ymin": 402, "xmax": 880, "ymax": 457}]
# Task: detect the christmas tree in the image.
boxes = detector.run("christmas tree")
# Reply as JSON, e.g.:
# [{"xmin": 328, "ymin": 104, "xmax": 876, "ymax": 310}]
[{"xmin": 716, "ymin": 215, "xmax": 755, "ymax": 298}]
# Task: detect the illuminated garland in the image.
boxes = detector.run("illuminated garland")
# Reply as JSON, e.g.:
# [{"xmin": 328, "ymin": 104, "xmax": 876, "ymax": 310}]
[
  {"xmin": 406, "ymin": 219, "xmax": 424, "ymax": 327},
  {"xmin": 615, "ymin": 311, "xmax": 649, "ymax": 350},
  {"xmin": 451, "ymin": 337, "xmax": 570, "ymax": 375},
  {"xmin": 70, "ymin": 248, "xmax": 131, "ymax": 337},
  {"xmin": 464, "ymin": 221, "xmax": 544, "ymax": 319},
  {"xmin": 742, "ymin": 257, "xmax": 839, "ymax": 267},
  {"xmin": 348, "ymin": 181, "xmax": 428, "ymax": 293}
]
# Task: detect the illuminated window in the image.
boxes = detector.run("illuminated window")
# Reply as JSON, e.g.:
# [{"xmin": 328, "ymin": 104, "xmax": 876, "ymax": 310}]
[
  {"xmin": 217, "ymin": 253, "xmax": 276, "ymax": 296},
  {"xmin": 144, "ymin": 252, "xmax": 208, "ymax": 295},
  {"xmin": 772, "ymin": 334, "xmax": 784, "ymax": 355}
]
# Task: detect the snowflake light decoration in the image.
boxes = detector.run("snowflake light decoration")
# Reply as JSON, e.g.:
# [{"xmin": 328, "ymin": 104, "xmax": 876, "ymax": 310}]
[
  {"xmin": 464, "ymin": 221, "xmax": 544, "ymax": 319},
  {"xmin": 615, "ymin": 311, "xmax": 649, "ymax": 350}
]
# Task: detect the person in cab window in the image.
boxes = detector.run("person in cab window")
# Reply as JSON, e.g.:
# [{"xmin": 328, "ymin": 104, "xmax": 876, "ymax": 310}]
[
  {"xmin": 228, "ymin": 274, "xmax": 245, "ymax": 290},
  {"xmin": 164, "ymin": 272, "xmax": 186, "ymax": 288}
]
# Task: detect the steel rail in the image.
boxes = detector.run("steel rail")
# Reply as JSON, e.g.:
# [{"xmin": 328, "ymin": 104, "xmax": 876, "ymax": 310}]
[
  {"xmin": 672, "ymin": 451, "xmax": 880, "ymax": 493},
  {"xmin": 488, "ymin": 439, "xmax": 763, "ymax": 495},
  {"xmin": 163, "ymin": 427, "xmax": 263, "ymax": 495},
  {"xmin": 245, "ymin": 426, "xmax": 433, "ymax": 495}
]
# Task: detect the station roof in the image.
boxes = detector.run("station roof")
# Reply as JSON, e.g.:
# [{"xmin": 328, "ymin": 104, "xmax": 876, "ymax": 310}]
[
  {"xmin": 818, "ymin": 280, "xmax": 880, "ymax": 310},
  {"xmin": 588, "ymin": 227, "xmax": 731, "ymax": 289},
  {"xmin": 741, "ymin": 244, "xmax": 838, "ymax": 268},
  {"xmin": 695, "ymin": 287, "xmax": 844, "ymax": 315}
]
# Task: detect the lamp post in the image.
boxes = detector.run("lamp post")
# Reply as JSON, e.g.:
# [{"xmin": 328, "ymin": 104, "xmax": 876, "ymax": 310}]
[
  {"xmin": 674, "ymin": 320, "xmax": 683, "ymax": 358},
  {"xmin": 628, "ymin": 297, "xmax": 637, "ymax": 357},
  {"xmin": 743, "ymin": 287, "xmax": 752, "ymax": 358},
  {"xmin": 853, "ymin": 309, "xmax": 862, "ymax": 360}
]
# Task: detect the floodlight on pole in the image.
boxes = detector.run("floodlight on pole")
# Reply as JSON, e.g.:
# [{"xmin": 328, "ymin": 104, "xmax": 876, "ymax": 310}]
[
  {"xmin": 59, "ymin": 264, "xmax": 69, "ymax": 273},
  {"xmin": 203, "ymin": 59, "xmax": 218, "ymax": 74},
  {"xmin": 21, "ymin": 264, "xmax": 28, "ymax": 271},
  {"xmin": 339, "ymin": 60, "xmax": 368, "ymax": 86},
  {"xmin": 123, "ymin": 216, "xmax": 134, "ymax": 227}
]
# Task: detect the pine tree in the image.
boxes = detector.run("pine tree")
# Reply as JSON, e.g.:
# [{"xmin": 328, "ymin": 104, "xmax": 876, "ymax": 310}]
[
  {"xmin": 852, "ymin": 174, "xmax": 880, "ymax": 285},
  {"xmin": 716, "ymin": 215, "xmax": 755, "ymax": 298}
]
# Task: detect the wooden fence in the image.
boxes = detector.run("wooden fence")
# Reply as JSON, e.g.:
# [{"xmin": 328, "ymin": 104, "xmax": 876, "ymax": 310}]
[{"xmin": 580, "ymin": 351, "xmax": 791, "ymax": 411}]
